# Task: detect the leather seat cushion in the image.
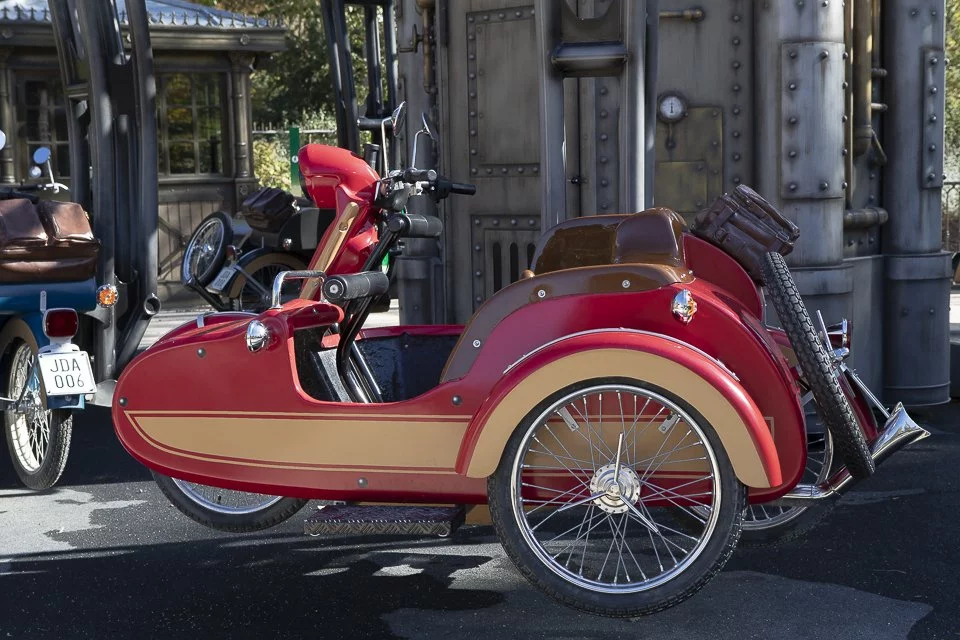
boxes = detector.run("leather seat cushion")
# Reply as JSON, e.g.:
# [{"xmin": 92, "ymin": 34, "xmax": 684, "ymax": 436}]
[{"xmin": 0, "ymin": 199, "xmax": 99, "ymax": 282}]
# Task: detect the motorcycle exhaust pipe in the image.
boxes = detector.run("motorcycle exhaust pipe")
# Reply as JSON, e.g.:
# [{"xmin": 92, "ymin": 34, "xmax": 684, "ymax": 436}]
[{"xmin": 773, "ymin": 403, "xmax": 929, "ymax": 507}]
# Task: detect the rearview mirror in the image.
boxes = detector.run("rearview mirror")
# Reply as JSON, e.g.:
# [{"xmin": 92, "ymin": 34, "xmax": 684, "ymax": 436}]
[
  {"xmin": 33, "ymin": 147, "xmax": 51, "ymax": 165},
  {"xmin": 0, "ymin": 130, "xmax": 5, "ymax": 152},
  {"xmin": 390, "ymin": 101, "xmax": 406, "ymax": 138},
  {"xmin": 421, "ymin": 113, "xmax": 437, "ymax": 141}
]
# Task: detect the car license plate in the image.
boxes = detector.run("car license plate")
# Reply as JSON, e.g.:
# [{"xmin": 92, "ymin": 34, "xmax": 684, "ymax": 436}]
[
  {"xmin": 209, "ymin": 266, "xmax": 236, "ymax": 293},
  {"xmin": 37, "ymin": 351, "xmax": 96, "ymax": 396}
]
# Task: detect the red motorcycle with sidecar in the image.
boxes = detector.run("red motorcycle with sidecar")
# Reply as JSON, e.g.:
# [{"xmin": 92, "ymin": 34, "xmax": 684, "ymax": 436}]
[{"xmin": 112, "ymin": 109, "xmax": 928, "ymax": 617}]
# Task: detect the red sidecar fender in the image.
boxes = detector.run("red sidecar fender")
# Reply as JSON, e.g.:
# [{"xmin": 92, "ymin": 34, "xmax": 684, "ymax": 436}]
[{"xmin": 457, "ymin": 330, "xmax": 782, "ymax": 489}]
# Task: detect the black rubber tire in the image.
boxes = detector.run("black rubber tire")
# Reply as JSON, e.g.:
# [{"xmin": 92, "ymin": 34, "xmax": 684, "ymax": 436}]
[
  {"xmin": 231, "ymin": 259, "xmax": 307, "ymax": 313},
  {"xmin": 760, "ymin": 252, "xmax": 874, "ymax": 478},
  {"xmin": 153, "ymin": 471, "xmax": 308, "ymax": 533},
  {"xmin": 488, "ymin": 378, "xmax": 747, "ymax": 618},
  {"xmin": 182, "ymin": 211, "xmax": 233, "ymax": 287},
  {"xmin": 3, "ymin": 341, "xmax": 72, "ymax": 491}
]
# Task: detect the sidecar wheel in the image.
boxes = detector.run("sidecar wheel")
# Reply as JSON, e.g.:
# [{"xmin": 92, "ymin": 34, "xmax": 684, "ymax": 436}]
[
  {"xmin": 488, "ymin": 379, "xmax": 746, "ymax": 617},
  {"xmin": 153, "ymin": 472, "xmax": 307, "ymax": 533},
  {"xmin": 182, "ymin": 211, "xmax": 232, "ymax": 287},
  {"xmin": 760, "ymin": 252, "xmax": 874, "ymax": 478},
  {"xmin": 3, "ymin": 341, "xmax": 72, "ymax": 490}
]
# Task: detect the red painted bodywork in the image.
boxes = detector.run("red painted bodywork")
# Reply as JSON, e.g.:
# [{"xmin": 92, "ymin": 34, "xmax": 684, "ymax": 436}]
[{"xmin": 113, "ymin": 144, "xmax": 879, "ymax": 507}]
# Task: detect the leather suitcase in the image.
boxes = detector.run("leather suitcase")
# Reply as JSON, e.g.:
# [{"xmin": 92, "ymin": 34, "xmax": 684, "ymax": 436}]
[
  {"xmin": 241, "ymin": 187, "xmax": 300, "ymax": 233},
  {"xmin": 0, "ymin": 199, "xmax": 99, "ymax": 282},
  {"xmin": 691, "ymin": 185, "xmax": 800, "ymax": 282}
]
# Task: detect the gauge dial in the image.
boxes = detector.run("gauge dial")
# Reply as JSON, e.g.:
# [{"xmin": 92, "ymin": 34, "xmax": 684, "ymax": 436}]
[{"xmin": 658, "ymin": 92, "xmax": 688, "ymax": 123}]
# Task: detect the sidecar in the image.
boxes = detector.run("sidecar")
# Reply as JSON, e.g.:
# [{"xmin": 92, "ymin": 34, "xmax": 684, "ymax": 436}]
[{"xmin": 111, "ymin": 202, "xmax": 928, "ymax": 617}]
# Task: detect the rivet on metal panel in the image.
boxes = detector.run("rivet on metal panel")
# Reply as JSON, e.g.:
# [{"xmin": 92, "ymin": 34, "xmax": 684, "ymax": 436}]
[
  {"xmin": 533, "ymin": 167, "xmax": 539, "ymax": 174},
  {"xmin": 841, "ymin": 147, "xmax": 848, "ymax": 156},
  {"xmin": 470, "ymin": 149, "xmax": 477, "ymax": 155},
  {"xmin": 621, "ymin": 280, "xmax": 630, "ymax": 289},
  {"xmin": 732, "ymin": 14, "xmax": 741, "ymax": 22},
  {"xmin": 789, "ymin": 183, "xmax": 799, "ymax": 191},
  {"xmin": 537, "ymin": 289, "xmax": 546, "ymax": 299},
  {"xmin": 474, "ymin": 219, "xmax": 481, "ymax": 226},
  {"xmin": 600, "ymin": 156, "xmax": 609, "ymax": 164},
  {"xmin": 474, "ymin": 244, "xmax": 481, "ymax": 251},
  {"xmin": 789, "ymin": 50, "xmax": 798, "ymax": 59},
  {"xmin": 932, "ymin": 9, "xmax": 939, "ymax": 17},
  {"xmin": 733, "ymin": 84, "xmax": 742, "ymax": 92},
  {"xmin": 931, "ymin": 86, "xmax": 939, "ymax": 94},
  {"xmin": 529, "ymin": 219, "xmax": 536, "ymax": 226},
  {"xmin": 475, "ymin": 270, "xmax": 482, "ymax": 277},
  {"xmin": 733, "ymin": 153, "xmax": 742, "ymax": 161},
  {"xmin": 601, "ymin": 179, "xmax": 609, "ymax": 186},
  {"xmin": 821, "ymin": 0, "xmax": 828, "ymax": 6},
  {"xmin": 197, "ymin": 348, "xmax": 206, "ymax": 358},
  {"xmin": 493, "ymin": 219, "xmax": 500, "ymax": 226},
  {"xmin": 842, "ymin": 182, "xmax": 848, "ymax": 189},
  {"xmin": 797, "ymin": 0, "xmax": 804, "ymax": 7},
  {"xmin": 820, "ymin": 50, "xmax": 829, "ymax": 59},
  {"xmin": 910, "ymin": 8, "xmax": 919, "ymax": 17},
  {"xmin": 600, "ymin": 110, "xmax": 608, "ymax": 118},
  {"xmin": 468, "ymin": 16, "xmax": 474, "ymax": 22},
  {"xmin": 486, "ymin": 168, "xmax": 493, "ymax": 174},
  {"xmin": 601, "ymin": 202, "xmax": 610, "ymax": 210},
  {"xmin": 452, "ymin": 395, "xmax": 462, "ymax": 406},
  {"xmin": 820, "ymin": 181, "xmax": 830, "ymax": 191},
  {"xmin": 475, "ymin": 296, "xmax": 482, "ymax": 303},
  {"xmin": 842, "ymin": 82, "xmax": 849, "ymax": 89},
  {"xmin": 733, "ymin": 177, "xmax": 742, "ymax": 184},
  {"xmin": 516, "ymin": 10, "xmax": 522, "ymax": 17},
  {"xmin": 869, "ymin": 194, "xmax": 876, "ymax": 202},
  {"xmin": 600, "ymin": 134, "xmax": 609, "ymax": 141},
  {"xmin": 789, "ymin": 116, "xmax": 798, "ymax": 125},
  {"xmin": 930, "ymin": 115, "xmax": 939, "ymax": 123},
  {"xmin": 696, "ymin": 201, "xmax": 704, "ymax": 208},
  {"xmin": 511, "ymin": 219, "xmax": 518, "ymax": 226},
  {"xmin": 732, "ymin": 37, "xmax": 741, "ymax": 46},
  {"xmin": 842, "ymin": 115, "xmax": 848, "ymax": 122},
  {"xmin": 789, "ymin": 150, "xmax": 798, "ymax": 158},
  {"xmin": 470, "ymin": 129, "xmax": 477, "ymax": 136},
  {"xmin": 931, "ymin": 57, "xmax": 939, "ymax": 66},
  {"xmin": 712, "ymin": 109, "xmax": 720, "ymax": 117},
  {"xmin": 600, "ymin": 87, "xmax": 608, "ymax": 96},
  {"xmin": 518, "ymin": 168, "xmax": 525, "ymax": 174},
  {"xmin": 482, "ymin": 14, "xmax": 489, "ymax": 20},
  {"xmin": 870, "ymin": 173, "xmax": 876, "ymax": 180},
  {"xmin": 788, "ymin": 83, "xmax": 797, "ymax": 91},
  {"xmin": 473, "ymin": 339, "xmax": 482, "ymax": 348},
  {"xmin": 469, "ymin": 73, "xmax": 475, "ymax": 80},
  {"xmin": 928, "ymin": 172, "xmax": 937, "ymax": 182},
  {"xmin": 469, "ymin": 110, "xmax": 476, "ymax": 117},
  {"xmin": 843, "ymin": 51, "xmax": 849, "ymax": 60},
  {"xmin": 711, "ymin": 140, "xmax": 720, "ymax": 148},
  {"xmin": 498, "ymin": 12, "xmax": 504, "ymax": 18},
  {"xmin": 471, "ymin": 169, "xmax": 478, "ymax": 175},
  {"xmin": 930, "ymin": 144, "xmax": 938, "ymax": 152},
  {"xmin": 501, "ymin": 168, "xmax": 508, "ymax": 174},
  {"xmin": 733, "ymin": 107, "xmax": 741, "ymax": 115},
  {"xmin": 358, "ymin": 477, "xmax": 367, "ymax": 487},
  {"xmin": 732, "ymin": 131, "xmax": 741, "ymax": 138}
]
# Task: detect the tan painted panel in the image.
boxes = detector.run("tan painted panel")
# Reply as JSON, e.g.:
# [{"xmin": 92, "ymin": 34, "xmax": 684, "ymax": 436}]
[
  {"xmin": 464, "ymin": 348, "xmax": 774, "ymax": 488},
  {"xmin": 129, "ymin": 412, "xmax": 468, "ymax": 471}
]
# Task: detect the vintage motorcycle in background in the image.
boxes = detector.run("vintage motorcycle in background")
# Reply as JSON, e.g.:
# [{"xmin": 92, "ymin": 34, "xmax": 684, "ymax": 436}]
[
  {"xmin": 0, "ymin": 130, "xmax": 118, "ymax": 490},
  {"xmin": 112, "ymin": 108, "xmax": 928, "ymax": 617}
]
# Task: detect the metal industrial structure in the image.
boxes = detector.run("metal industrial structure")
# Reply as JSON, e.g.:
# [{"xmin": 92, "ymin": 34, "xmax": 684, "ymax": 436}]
[{"xmin": 347, "ymin": 0, "xmax": 950, "ymax": 406}]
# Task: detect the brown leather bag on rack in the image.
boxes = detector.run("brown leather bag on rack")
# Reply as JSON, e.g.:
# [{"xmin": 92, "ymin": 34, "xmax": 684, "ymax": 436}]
[
  {"xmin": 691, "ymin": 185, "xmax": 800, "ymax": 283},
  {"xmin": 0, "ymin": 198, "xmax": 99, "ymax": 282}
]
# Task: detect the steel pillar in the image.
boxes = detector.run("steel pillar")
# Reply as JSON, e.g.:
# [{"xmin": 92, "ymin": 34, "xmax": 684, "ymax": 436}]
[
  {"xmin": 755, "ymin": 0, "xmax": 852, "ymax": 348},
  {"xmin": 881, "ymin": 0, "xmax": 951, "ymax": 405}
]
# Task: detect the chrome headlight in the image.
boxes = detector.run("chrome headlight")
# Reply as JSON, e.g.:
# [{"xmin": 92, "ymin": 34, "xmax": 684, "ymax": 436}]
[
  {"xmin": 671, "ymin": 289, "xmax": 698, "ymax": 324},
  {"xmin": 245, "ymin": 320, "xmax": 271, "ymax": 353}
]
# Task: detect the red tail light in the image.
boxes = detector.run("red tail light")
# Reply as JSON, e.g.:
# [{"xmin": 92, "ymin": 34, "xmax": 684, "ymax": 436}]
[{"xmin": 44, "ymin": 309, "xmax": 79, "ymax": 339}]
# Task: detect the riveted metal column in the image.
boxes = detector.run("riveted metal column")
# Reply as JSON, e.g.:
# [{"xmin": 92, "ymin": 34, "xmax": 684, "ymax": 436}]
[
  {"xmin": 0, "ymin": 51, "xmax": 13, "ymax": 184},
  {"xmin": 229, "ymin": 53, "xmax": 256, "ymax": 203},
  {"xmin": 534, "ymin": 0, "xmax": 567, "ymax": 228},
  {"xmin": 397, "ymin": 0, "xmax": 444, "ymax": 324},
  {"xmin": 755, "ymin": 0, "xmax": 851, "ymax": 338},
  {"xmin": 881, "ymin": 0, "xmax": 950, "ymax": 405}
]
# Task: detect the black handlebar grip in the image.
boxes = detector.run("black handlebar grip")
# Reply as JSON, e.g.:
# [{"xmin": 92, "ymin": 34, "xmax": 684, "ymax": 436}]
[
  {"xmin": 322, "ymin": 271, "xmax": 391, "ymax": 304},
  {"xmin": 449, "ymin": 182, "xmax": 477, "ymax": 196},
  {"xmin": 386, "ymin": 213, "xmax": 443, "ymax": 238},
  {"xmin": 402, "ymin": 168, "xmax": 438, "ymax": 183}
]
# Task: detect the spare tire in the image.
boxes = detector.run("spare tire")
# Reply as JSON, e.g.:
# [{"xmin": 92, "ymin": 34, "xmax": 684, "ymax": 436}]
[{"xmin": 760, "ymin": 252, "xmax": 874, "ymax": 478}]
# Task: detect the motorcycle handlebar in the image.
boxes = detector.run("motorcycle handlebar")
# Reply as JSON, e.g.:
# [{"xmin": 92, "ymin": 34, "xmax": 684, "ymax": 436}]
[
  {"xmin": 387, "ymin": 213, "xmax": 443, "ymax": 238},
  {"xmin": 322, "ymin": 271, "xmax": 391, "ymax": 305},
  {"xmin": 402, "ymin": 168, "xmax": 438, "ymax": 183},
  {"xmin": 444, "ymin": 180, "xmax": 477, "ymax": 196}
]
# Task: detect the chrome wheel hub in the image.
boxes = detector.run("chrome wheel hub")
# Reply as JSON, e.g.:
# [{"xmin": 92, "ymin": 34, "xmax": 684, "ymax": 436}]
[{"xmin": 590, "ymin": 463, "xmax": 641, "ymax": 514}]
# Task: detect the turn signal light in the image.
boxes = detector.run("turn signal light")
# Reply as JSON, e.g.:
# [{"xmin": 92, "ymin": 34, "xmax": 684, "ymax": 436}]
[
  {"xmin": 43, "ymin": 308, "xmax": 79, "ymax": 339},
  {"xmin": 97, "ymin": 284, "xmax": 119, "ymax": 308}
]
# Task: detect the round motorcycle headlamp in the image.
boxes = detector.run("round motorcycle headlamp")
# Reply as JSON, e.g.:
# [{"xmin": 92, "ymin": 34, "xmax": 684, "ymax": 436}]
[
  {"xmin": 97, "ymin": 284, "xmax": 119, "ymax": 308},
  {"xmin": 246, "ymin": 320, "xmax": 271, "ymax": 353},
  {"xmin": 671, "ymin": 289, "xmax": 697, "ymax": 324}
]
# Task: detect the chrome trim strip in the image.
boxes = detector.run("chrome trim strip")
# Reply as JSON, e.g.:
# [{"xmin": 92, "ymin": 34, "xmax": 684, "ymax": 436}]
[
  {"xmin": 501, "ymin": 328, "xmax": 740, "ymax": 381},
  {"xmin": 773, "ymin": 403, "xmax": 928, "ymax": 506}
]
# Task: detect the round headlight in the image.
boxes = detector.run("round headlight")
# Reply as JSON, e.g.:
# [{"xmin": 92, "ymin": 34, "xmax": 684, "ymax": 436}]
[{"xmin": 245, "ymin": 320, "xmax": 271, "ymax": 353}]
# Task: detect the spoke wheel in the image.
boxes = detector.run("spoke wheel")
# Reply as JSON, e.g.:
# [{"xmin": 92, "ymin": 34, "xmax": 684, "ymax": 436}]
[
  {"xmin": 152, "ymin": 472, "xmax": 307, "ymax": 533},
  {"xmin": 3, "ymin": 342, "xmax": 72, "ymax": 490},
  {"xmin": 489, "ymin": 379, "xmax": 745, "ymax": 617},
  {"xmin": 232, "ymin": 261, "xmax": 303, "ymax": 313},
  {"xmin": 182, "ymin": 211, "xmax": 232, "ymax": 287}
]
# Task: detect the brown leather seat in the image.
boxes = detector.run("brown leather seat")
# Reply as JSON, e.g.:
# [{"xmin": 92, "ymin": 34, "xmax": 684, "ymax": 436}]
[
  {"xmin": 0, "ymin": 199, "xmax": 99, "ymax": 283},
  {"xmin": 531, "ymin": 208, "xmax": 686, "ymax": 275}
]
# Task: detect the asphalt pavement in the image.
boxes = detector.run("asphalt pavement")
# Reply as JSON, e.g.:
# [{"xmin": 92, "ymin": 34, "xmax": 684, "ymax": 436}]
[{"xmin": 0, "ymin": 401, "xmax": 957, "ymax": 639}]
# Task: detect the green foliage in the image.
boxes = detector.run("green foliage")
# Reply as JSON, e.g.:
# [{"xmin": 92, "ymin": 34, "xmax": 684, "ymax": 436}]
[
  {"xmin": 948, "ymin": 0, "xmax": 960, "ymax": 176},
  {"xmin": 252, "ymin": 137, "xmax": 291, "ymax": 189}
]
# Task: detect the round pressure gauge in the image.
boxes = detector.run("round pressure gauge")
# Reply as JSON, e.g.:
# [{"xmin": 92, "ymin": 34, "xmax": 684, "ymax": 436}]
[{"xmin": 658, "ymin": 92, "xmax": 688, "ymax": 123}]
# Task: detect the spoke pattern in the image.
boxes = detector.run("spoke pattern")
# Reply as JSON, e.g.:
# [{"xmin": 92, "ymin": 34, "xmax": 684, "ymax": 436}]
[
  {"xmin": 171, "ymin": 479, "xmax": 284, "ymax": 515},
  {"xmin": 6, "ymin": 345, "xmax": 53, "ymax": 473},
  {"xmin": 512, "ymin": 384, "xmax": 722, "ymax": 594}
]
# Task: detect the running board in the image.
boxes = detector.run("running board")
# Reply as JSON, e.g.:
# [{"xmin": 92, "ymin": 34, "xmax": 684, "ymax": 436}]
[
  {"xmin": 304, "ymin": 505, "xmax": 466, "ymax": 538},
  {"xmin": 773, "ymin": 403, "xmax": 929, "ymax": 507}
]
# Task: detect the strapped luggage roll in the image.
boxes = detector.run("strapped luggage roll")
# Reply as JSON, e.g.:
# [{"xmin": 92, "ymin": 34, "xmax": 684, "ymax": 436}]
[{"xmin": 691, "ymin": 185, "xmax": 800, "ymax": 283}]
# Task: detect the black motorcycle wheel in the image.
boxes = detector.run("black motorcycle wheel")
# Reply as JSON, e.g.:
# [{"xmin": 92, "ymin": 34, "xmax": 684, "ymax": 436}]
[
  {"xmin": 182, "ymin": 211, "xmax": 233, "ymax": 287},
  {"xmin": 153, "ymin": 472, "xmax": 307, "ymax": 533},
  {"xmin": 3, "ymin": 341, "xmax": 72, "ymax": 491},
  {"xmin": 760, "ymin": 252, "xmax": 874, "ymax": 478}
]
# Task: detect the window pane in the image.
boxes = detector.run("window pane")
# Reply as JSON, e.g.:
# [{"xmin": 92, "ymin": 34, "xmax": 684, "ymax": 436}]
[
  {"xmin": 169, "ymin": 142, "xmax": 196, "ymax": 174},
  {"xmin": 167, "ymin": 107, "xmax": 194, "ymax": 140},
  {"xmin": 54, "ymin": 107, "xmax": 68, "ymax": 141},
  {"xmin": 56, "ymin": 144, "xmax": 71, "ymax": 178},
  {"xmin": 164, "ymin": 73, "xmax": 192, "ymax": 105},
  {"xmin": 195, "ymin": 75, "xmax": 220, "ymax": 106},
  {"xmin": 198, "ymin": 107, "xmax": 222, "ymax": 140},
  {"xmin": 198, "ymin": 140, "xmax": 222, "ymax": 174}
]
